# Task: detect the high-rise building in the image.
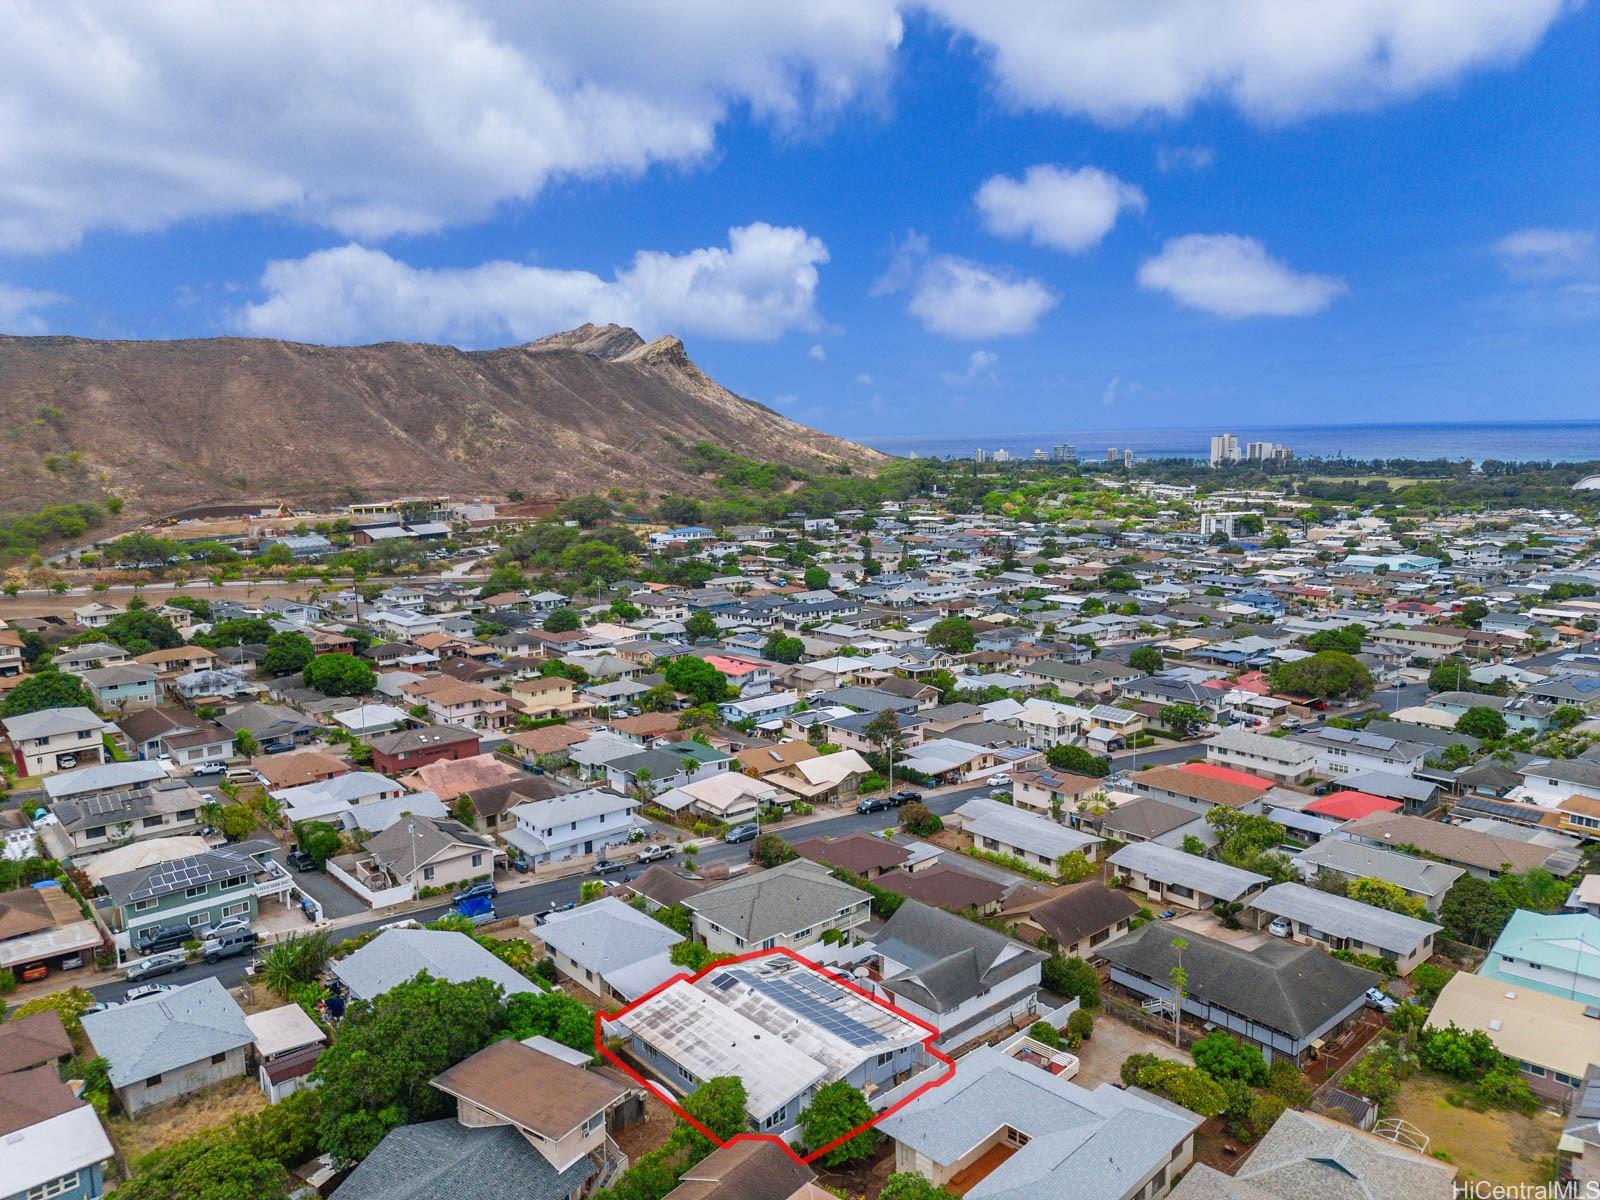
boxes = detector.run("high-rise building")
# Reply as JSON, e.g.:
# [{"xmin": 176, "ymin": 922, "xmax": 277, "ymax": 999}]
[
  {"xmin": 1051, "ymin": 443, "xmax": 1078, "ymax": 463},
  {"xmin": 1033, "ymin": 448, "xmax": 1046, "ymax": 460},
  {"xmin": 973, "ymin": 448, "xmax": 988, "ymax": 463},
  {"xmin": 1246, "ymin": 441, "xmax": 1294, "ymax": 462},
  {"xmin": 993, "ymin": 449, "xmax": 1012, "ymax": 463},
  {"xmin": 1209, "ymin": 434, "xmax": 1241, "ymax": 467},
  {"xmin": 1106, "ymin": 448, "xmax": 1119, "ymax": 462},
  {"xmin": 1123, "ymin": 448, "xmax": 1134, "ymax": 467}
]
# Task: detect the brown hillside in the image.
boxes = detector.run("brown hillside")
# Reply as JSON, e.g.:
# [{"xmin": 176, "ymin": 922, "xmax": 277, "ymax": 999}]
[{"xmin": 0, "ymin": 324, "xmax": 883, "ymax": 522}]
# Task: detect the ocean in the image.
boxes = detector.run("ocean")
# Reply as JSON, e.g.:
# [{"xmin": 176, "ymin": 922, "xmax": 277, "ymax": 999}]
[{"xmin": 855, "ymin": 420, "xmax": 1600, "ymax": 465}]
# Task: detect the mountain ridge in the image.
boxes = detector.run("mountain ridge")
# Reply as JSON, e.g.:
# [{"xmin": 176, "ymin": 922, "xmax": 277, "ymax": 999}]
[{"xmin": 0, "ymin": 324, "xmax": 883, "ymax": 522}]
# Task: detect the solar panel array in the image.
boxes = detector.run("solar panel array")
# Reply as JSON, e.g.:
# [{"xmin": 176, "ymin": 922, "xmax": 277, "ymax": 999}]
[
  {"xmin": 129, "ymin": 850, "xmax": 251, "ymax": 902},
  {"xmin": 725, "ymin": 967, "xmax": 885, "ymax": 1048}
]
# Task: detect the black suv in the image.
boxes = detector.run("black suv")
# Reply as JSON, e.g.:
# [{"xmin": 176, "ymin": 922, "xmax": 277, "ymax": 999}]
[
  {"xmin": 135, "ymin": 923, "xmax": 193, "ymax": 955},
  {"xmin": 857, "ymin": 795, "xmax": 893, "ymax": 814},
  {"xmin": 285, "ymin": 849, "xmax": 317, "ymax": 872},
  {"xmin": 889, "ymin": 790, "xmax": 923, "ymax": 807}
]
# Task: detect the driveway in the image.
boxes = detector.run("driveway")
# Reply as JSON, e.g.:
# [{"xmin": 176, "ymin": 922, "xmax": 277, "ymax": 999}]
[
  {"xmin": 1073, "ymin": 1013, "xmax": 1186, "ymax": 1088},
  {"xmin": 269, "ymin": 851, "xmax": 368, "ymax": 920},
  {"xmin": 1165, "ymin": 909, "xmax": 1270, "ymax": 949}
]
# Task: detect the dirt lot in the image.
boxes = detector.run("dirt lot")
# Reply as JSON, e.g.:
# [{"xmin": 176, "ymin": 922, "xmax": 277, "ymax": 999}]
[
  {"xmin": 109, "ymin": 1075, "xmax": 267, "ymax": 1165},
  {"xmin": 1392, "ymin": 1076, "xmax": 1562, "ymax": 1185},
  {"xmin": 1072, "ymin": 1012, "xmax": 1186, "ymax": 1089}
]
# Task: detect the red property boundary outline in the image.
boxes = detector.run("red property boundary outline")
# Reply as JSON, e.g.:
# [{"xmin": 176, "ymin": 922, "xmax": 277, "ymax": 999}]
[{"xmin": 593, "ymin": 944, "xmax": 956, "ymax": 1166}]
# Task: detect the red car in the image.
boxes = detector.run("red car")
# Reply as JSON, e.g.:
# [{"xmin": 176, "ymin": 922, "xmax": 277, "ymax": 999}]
[{"xmin": 19, "ymin": 963, "xmax": 48, "ymax": 983}]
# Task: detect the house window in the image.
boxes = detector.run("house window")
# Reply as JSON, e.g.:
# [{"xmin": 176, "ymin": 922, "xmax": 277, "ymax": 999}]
[
  {"xmin": 471, "ymin": 853, "xmax": 483, "ymax": 868},
  {"xmin": 134, "ymin": 897, "xmax": 158, "ymax": 912},
  {"xmin": 221, "ymin": 901, "xmax": 250, "ymax": 918},
  {"xmin": 223, "ymin": 876, "xmax": 247, "ymax": 890},
  {"xmin": 876, "ymin": 1052, "xmax": 894, "ymax": 1066},
  {"xmin": 28, "ymin": 1172, "xmax": 81, "ymax": 1200},
  {"xmin": 188, "ymin": 913, "xmax": 209, "ymax": 927},
  {"xmin": 143, "ymin": 816, "xmax": 165, "ymax": 828},
  {"xmin": 186, "ymin": 884, "xmax": 209, "ymax": 898},
  {"xmin": 763, "ymin": 1105, "xmax": 787, "ymax": 1129},
  {"xmin": 582, "ymin": 1112, "xmax": 604, "ymax": 1136},
  {"xmin": 211, "ymin": 1052, "xmax": 228, "ymax": 1065},
  {"xmin": 422, "ymin": 866, "xmax": 435, "ymax": 881},
  {"xmin": 145, "ymin": 1073, "xmax": 162, "ymax": 1086}
]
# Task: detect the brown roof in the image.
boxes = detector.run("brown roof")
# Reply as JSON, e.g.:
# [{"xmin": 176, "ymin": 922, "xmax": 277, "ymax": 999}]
[
  {"xmin": 1129, "ymin": 765, "xmax": 1264, "ymax": 809},
  {"xmin": 885, "ymin": 863, "xmax": 1007, "ymax": 912},
  {"xmin": 401, "ymin": 753, "xmax": 522, "ymax": 801},
  {"xmin": 1345, "ymin": 812, "xmax": 1558, "ymax": 875},
  {"xmin": 1006, "ymin": 881, "xmax": 1141, "ymax": 947},
  {"xmin": 133, "ymin": 645, "xmax": 217, "ymax": 666},
  {"xmin": 253, "ymin": 750, "xmax": 351, "ymax": 789},
  {"xmin": 117, "ymin": 705, "xmax": 196, "ymax": 744},
  {"xmin": 0, "ymin": 1010, "xmax": 73, "ymax": 1075},
  {"xmin": 608, "ymin": 712, "xmax": 680, "ymax": 739},
  {"xmin": 735, "ymin": 741, "xmax": 820, "ymax": 775},
  {"xmin": 1014, "ymin": 768, "xmax": 1105, "ymax": 798},
  {"xmin": 665, "ymin": 1140, "xmax": 817, "ymax": 1200},
  {"xmin": 627, "ymin": 865, "xmax": 711, "ymax": 910},
  {"xmin": 507, "ymin": 725, "xmax": 591, "ymax": 756},
  {"xmin": 368, "ymin": 724, "xmax": 481, "ymax": 755},
  {"xmin": 429, "ymin": 1040, "xmax": 625, "ymax": 1138},
  {"xmin": 0, "ymin": 1065, "xmax": 81, "ymax": 1137},
  {"xmin": 792, "ymin": 833, "xmax": 909, "ymax": 876},
  {"xmin": 461, "ymin": 775, "xmax": 562, "ymax": 818},
  {"xmin": 0, "ymin": 886, "xmax": 80, "ymax": 941}
]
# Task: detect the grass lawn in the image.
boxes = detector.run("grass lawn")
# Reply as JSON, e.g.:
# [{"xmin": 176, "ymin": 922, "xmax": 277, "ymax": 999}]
[
  {"xmin": 1392, "ymin": 1076, "xmax": 1561, "ymax": 1185},
  {"xmin": 110, "ymin": 1075, "xmax": 266, "ymax": 1165},
  {"xmin": 1303, "ymin": 474, "xmax": 1443, "ymax": 491}
]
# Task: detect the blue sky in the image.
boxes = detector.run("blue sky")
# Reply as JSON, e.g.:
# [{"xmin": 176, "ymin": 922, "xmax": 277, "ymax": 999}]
[{"xmin": 1, "ymin": 2, "xmax": 1595, "ymax": 441}]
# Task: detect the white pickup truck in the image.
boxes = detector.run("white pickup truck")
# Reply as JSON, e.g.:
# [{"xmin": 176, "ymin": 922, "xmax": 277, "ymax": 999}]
[{"xmin": 635, "ymin": 844, "xmax": 676, "ymax": 864}]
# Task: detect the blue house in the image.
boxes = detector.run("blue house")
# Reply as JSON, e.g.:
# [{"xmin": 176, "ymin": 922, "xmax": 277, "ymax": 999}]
[
  {"xmin": 77, "ymin": 664, "xmax": 160, "ymax": 710},
  {"xmin": 0, "ymin": 1065, "xmax": 114, "ymax": 1200}
]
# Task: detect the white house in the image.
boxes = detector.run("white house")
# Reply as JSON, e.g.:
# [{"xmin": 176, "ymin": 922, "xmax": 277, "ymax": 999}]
[{"xmin": 503, "ymin": 787, "xmax": 643, "ymax": 866}]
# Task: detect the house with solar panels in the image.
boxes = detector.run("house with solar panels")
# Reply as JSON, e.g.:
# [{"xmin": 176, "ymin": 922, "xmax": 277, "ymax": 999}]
[
  {"xmin": 609, "ymin": 953, "xmax": 932, "ymax": 1139},
  {"xmin": 98, "ymin": 838, "xmax": 294, "ymax": 955}
]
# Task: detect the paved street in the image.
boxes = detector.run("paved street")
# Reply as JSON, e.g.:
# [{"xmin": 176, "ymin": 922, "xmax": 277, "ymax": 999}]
[{"xmin": 83, "ymin": 779, "xmax": 1000, "ymax": 1005}]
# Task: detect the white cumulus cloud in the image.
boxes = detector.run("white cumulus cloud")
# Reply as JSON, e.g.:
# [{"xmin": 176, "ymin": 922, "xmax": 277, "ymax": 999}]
[
  {"xmin": 1137, "ymin": 234, "xmax": 1347, "ymax": 318},
  {"xmin": 1493, "ymin": 228, "xmax": 1596, "ymax": 280},
  {"xmin": 238, "ymin": 223, "xmax": 829, "ymax": 345},
  {"xmin": 942, "ymin": 349, "xmax": 998, "ymax": 386},
  {"xmin": 808, "ymin": 343, "xmax": 827, "ymax": 361},
  {"xmin": 0, "ymin": 282, "xmax": 67, "ymax": 334},
  {"xmin": 873, "ymin": 233, "xmax": 1056, "ymax": 338},
  {"xmin": 918, "ymin": 0, "xmax": 1571, "ymax": 123},
  {"xmin": 975, "ymin": 165, "xmax": 1145, "ymax": 253},
  {"xmin": 0, "ymin": 1, "xmax": 902, "ymax": 252}
]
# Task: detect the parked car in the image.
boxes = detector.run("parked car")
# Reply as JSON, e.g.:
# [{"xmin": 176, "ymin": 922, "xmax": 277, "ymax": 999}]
[
  {"xmin": 20, "ymin": 963, "xmax": 48, "ymax": 983},
  {"xmin": 1364, "ymin": 986, "xmax": 1400, "ymax": 1014},
  {"xmin": 206, "ymin": 916, "xmax": 251, "ymax": 938},
  {"xmin": 284, "ymin": 849, "xmax": 318, "ymax": 872},
  {"xmin": 124, "ymin": 981, "xmax": 179, "ymax": 1003},
  {"xmin": 59, "ymin": 953, "xmax": 84, "ymax": 970},
  {"xmin": 1280, "ymin": 717, "xmax": 1302, "ymax": 731},
  {"xmin": 135, "ymin": 923, "xmax": 193, "ymax": 955},
  {"xmin": 636, "ymin": 844, "xmax": 676, "ymax": 864},
  {"xmin": 455, "ymin": 881, "xmax": 498, "ymax": 902},
  {"xmin": 452, "ymin": 894, "xmax": 497, "ymax": 925},
  {"xmin": 856, "ymin": 796, "xmax": 892, "ymax": 813},
  {"xmin": 889, "ymin": 790, "xmax": 923, "ymax": 807},
  {"xmin": 202, "ymin": 929, "xmax": 258, "ymax": 964},
  {"xmin": 987, "ymin": 774, "xmax": 1012, "ymax": 787},
  {"xmin": 190, "ymin": 761, "xmax": 227, "ymax": 776},
  {"xmin": 1267, "ymin": 917, "xmax": 1292, "ymax": 938},
  {"xmin": 509, "ymin": 854, "xmax": 531, "ymax": 874},
  {"xmin": 724, "ymin": 823, "xmax": 759, "ymax": 844},
  {"xmin": 124, "ymin": 952, "xmax": 187, "ymax": 985},
  {"xmin": 84, "ymin": 1000, "xmax": 120, "ymax": 1016},
  {"xmin": 591, "ymin": 859, "xmax": 626, "ymax": 876}
]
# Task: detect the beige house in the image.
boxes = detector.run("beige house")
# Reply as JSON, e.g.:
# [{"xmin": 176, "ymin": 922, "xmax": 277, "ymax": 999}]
[
  {"xmin": 133, "ymin": 645, "xmax": 220, "ymax": 676},
  {"xmin": 3, "ymin": 706, "xmax": 108, "ymax": 778},
  {"xmin": 1428, "ymin": 971, "xmax": 1600, "ymax": 1100},
  {"xmin": 404, "ymin": 678, "xmax": 513, "ymax": 731},
  {"xmin": 511, "ymin": 674, "xmax": 588, "ymax": 719},
  {"xmin": 767, "ymin": 748, "xmax": 874, "ymax": 804},
  {"xmin": 329, "ymin": 815, "xmax": 499, "ymax": 905}
]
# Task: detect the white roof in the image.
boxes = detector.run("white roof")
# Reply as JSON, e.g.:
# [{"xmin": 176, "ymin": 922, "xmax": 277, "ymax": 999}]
[
  {"xmin": 956, "ymin": 795, "xmax": 1102, "ymax": 859},
  {"xmin": 2, "ymin": 1101, "xmax": 114, "ymax": 1197},
  {"xmin": 791, "ymin": 749, "xmax": 872, "ymax": 787},
  {"xmin": 244, "ymin": 1003, "xmax": 327, "ymax": 1057},
  {"xmin": 82, "ymin": 836, "xmax": 211, "ymax": 886},
  {"xmin": 538, "ymin": 897, "xmax": 683, "ymax": 977},
  {"xmin": 42, "ymin": 760, "xmax": 167, "ymax": 799}
]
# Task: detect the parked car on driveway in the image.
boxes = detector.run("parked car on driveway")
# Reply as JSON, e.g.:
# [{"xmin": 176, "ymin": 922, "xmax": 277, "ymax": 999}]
[
  {"xmin": 124, "ymin": 981, "xmax": 179, "ymax": 1003},
  {"xmin": 1365, "ymin": 986, "xmax": 1400, "ymax": 1013},
  {"xmin": 724, "ymin": 823, "xmax": 759, "ymax": 844},
  {"xmin": 285, "ymin": 849, "xmax": 317, "ymax": 872},
  {"xmin": 135, "ymin": 923, "xmax": 193, "ymax": 955},
  {"xmin": 636, "ymin": 843, "xmax": 676, "ymax": 863},
  {"xmin": 856, "ymin": 795, "xmax": 892, "ymax": 814},
  {"xmin": 124, "ymin": 952, "xmax": 186, "ymax": 985},
  {"xmin": 1267, "ymin": 917, "xmax": 1292, "ymax": 938},
  {"xmin": 206, "ymin": 916, "xmax": 251, "ymax": 938}
]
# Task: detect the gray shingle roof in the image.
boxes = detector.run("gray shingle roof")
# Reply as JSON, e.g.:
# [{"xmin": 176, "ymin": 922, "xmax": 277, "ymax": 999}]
[
  {"xmin": 537, "ymin": 896, "xmax": 682, "ymax": 976},
  {"xmin": 875, "ymin": 900, "xmax": 1044, "ymax": 1013},
  {"xmin": 1250, "ymin": 883, "xmax": 1440, "ymax": 956},
  {"xmin": 1108, "ymin": 841, "xmax": 1268, "ymax": 902},
  {"xmin": 684, "ymin": 859, "xmax": 868, "ymax": 942},
  {"xmin": 81, "ymin": 976, "xmax": 251, "ymax": 1087},
  {"xmin": 1097, "ymin": 923, "xmax": 1377, "ymax": 1040},
  {"xmin": 332, "ymin": 929, "xmax": 541, "ymax": 1000},
  {"xmin": 331, "ymin": 1119, "xmax": 595, "ymax": 1200}
]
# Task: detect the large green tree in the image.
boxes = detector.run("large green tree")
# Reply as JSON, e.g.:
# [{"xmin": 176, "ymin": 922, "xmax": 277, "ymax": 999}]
[
  {"xmin": 764, "ymin": 634, "xmax": 805, "ymax": 664},
  {"xmin": 313, "ymin": 973, "xmax": 510, "ymax": 1165},
  {"xmin": 1455, "ymin": 706, "xmax": 1507, "ymax": 741},
  {"xmin": 96, "ymin": 609, "xmax": 184, "ymax": 655},
  {"xmin": 543, "ymin": 607, "xmax": 583, "ymax": 633},
  {"xmin": 926, "ymin": 616, "xmax": 976, "ymax": 654},
  {"xmin": 1439, "ymin": 876, "xmax": 1515, "ymax": 947},
  {"xmin": 1269, "ymin": 651, "xmax": 1373, "ymax": 700},
  {"xmin": 1044, "ymin": 744, "xmax": 1110, "ymax": 777},
  {"xmin": 261, "ymin": 631, "xmax": 316, "ymax": 676},
  {"xmin": 797, "ymin": 1080, "xmax": 879, "ymax": 1166},
  {"xmin": 114, "ymin": 1140, "xmax": 288, "ymax": 1200},
  {"xmin": 1128, "ymin": 646, "xmax": 1163, "ymax": 674},
  {"xmin": 663, "ymin": 657, "xmax": 729, "ymax": 705},
  {"xmin": 303, "ymin": 653, "xmax": 377, "ymax": 697},
  {"xmin": 683, "ymin": 611, "xmax": 720, "ymax": 641},
  {"xmin": 0, "ymin": 669, "xmax": 96, "ymax": 718}
]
